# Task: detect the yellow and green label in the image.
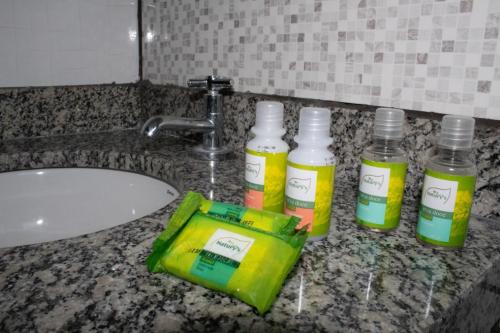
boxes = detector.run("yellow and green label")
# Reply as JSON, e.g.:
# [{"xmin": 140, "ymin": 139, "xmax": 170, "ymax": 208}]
[
  {"xmin": 191, "ymin": 228, "xmax": 254, "ymax": 287},
  {"xmin": 284, "ymin": 161, "xmax": 336, "ymax": 238},
  {"xmin": 356, "ymin": 159, "xmax": 407, "ymax": 230},
  {"xmin": 244, "ymin": 149, "xmax": 287, "ymax": 213},
  {"xmin": 147, "ymin": 192, "xmax": 309, "ymax": 315},
  {"xmin": 417, "ymin": 169, "xmax": 476, "ymax": 248}
]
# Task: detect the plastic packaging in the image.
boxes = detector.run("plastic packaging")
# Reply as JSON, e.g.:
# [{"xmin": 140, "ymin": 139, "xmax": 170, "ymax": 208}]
[
  {"xmin": 244, "ymin": 101, "xmax": 288, "ymax": 212},
  {"xmin": 147, "ymin": 192, "xmax": 307, "ymax": 314},
  {"xmin": 284, "ymin": 107, "xmax": 336, "ymax": 240},
  {"xmin": 356, "ymin": 108, "xmax": 408, "ymax": 231},
  {"xmin": 416, "ymin": 115, "xmax": 477, "ymax": 248}
]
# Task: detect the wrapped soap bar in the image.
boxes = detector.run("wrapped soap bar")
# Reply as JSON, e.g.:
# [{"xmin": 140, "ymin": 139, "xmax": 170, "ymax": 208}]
[
  {"xmin": 199, "ymin": 196, "xmax": 299, "ymax": 234},
  {"xmin": 146, "ymin": 192, "xmax": 307, "ymax": 314}
]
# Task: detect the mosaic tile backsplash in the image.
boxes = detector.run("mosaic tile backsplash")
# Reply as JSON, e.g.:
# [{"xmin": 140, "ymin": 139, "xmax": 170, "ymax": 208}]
[{"xmin": 142, "ymin": 0, "xmax": 500, "ymax": 120}]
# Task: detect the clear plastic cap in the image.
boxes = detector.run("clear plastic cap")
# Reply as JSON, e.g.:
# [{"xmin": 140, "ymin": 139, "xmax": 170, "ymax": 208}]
[
  {"xmin": 252, "ymin": 101, "xmax": 286, "ymax": 136},
  {"xmin": 373, "ymin": 108, "xmax": 405, "ymax": 140},
  {"xmin": 438, "ymin": 115, "xmax": 475, "ymax": 150},
  {"xmin": 295, "ymin": 107, "xmax": 333, "ymax": 146}
]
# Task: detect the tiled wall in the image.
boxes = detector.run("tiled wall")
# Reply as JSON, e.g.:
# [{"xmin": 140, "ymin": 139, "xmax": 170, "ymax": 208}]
[
  {"xmin": 0, "ymin": 0, "xmax": 139, "ymax": 87},
  {"xmin": 142, "ymin": 0, "xmax": 500, "ymax": 120}
]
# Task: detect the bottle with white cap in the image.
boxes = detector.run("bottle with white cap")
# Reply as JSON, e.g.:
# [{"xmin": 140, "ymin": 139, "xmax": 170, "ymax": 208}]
[
  {"xmin": 416, "ymin": 115, "xmax": 477, "ymax": 248},
  {"xmin": 356, "ymin": 108, "xmax": 408, "ymax": 231},
  {"xmin": 244, "ymin": 101, "xmax": 289, "ymax": 212},
  {"xmin": 284, "ymin": 107, "xmax": 336, "ymax": 240}
]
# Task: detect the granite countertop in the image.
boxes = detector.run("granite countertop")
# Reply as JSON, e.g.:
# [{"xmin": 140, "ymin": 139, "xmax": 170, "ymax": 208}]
[{"xmin": 1, "ymin": 130, "xmax": 500, "ymax": 332}]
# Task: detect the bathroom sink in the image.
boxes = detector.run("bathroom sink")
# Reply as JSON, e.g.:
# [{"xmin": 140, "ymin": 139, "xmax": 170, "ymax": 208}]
[{"xmin": 0, "ymin": 168, "xmax": 179, "ymax": 248}]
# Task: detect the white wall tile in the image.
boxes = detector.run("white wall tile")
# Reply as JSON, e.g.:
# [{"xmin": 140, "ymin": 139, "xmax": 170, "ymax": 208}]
[
  {"xmin": 0, "ymin": 28, "xmax": 17, "ymax": 86},
  {"xmin": 47, "ymin": 0, "xmax": 78, "ymax": 31},
  {"xmin": 0, "ymin": 0, "xmax": 138, "ymax": 87},
  {"xmin": 17, "ymin": 51, "xmax": 52, "ymax": 87},
  {"xmin": 0, "ymin": 0, "xmax": 15, "ymax": 28},
  {"xmin": 12, "ymin": 0, "xmax": 38, "ymax": 29}
]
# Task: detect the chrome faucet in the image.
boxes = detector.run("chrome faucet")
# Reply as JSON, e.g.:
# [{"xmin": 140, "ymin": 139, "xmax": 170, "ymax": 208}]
[{"xmin": 141, "ymin": 75, "xmax": 233, "ymax": 160}]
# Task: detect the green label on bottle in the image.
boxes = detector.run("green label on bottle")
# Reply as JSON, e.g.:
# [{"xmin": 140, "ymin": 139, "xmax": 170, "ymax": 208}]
[
  {"xmin": 284, "ymin": 161, "xmax": 336, "ymax": 238},
  {"xmin": 417, "ymin": 169, "xmax": 476, "ymax": 248},
  {"xmin": 244, "ymin": 149, "xmax": 287, "ymax": 213},
  {"xmin": 356, "ymin": 159, "xmax": 407, "ymax": 230}
]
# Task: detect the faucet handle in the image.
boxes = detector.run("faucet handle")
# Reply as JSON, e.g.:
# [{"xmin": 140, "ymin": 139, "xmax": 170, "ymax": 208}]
[{"xmin": 187, "ymin": 75, "xmax": 232, "ymax": 92}]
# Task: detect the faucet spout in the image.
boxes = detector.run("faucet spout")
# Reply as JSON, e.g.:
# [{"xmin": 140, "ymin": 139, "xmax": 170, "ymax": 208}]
[
  {"xmin": 141, "ymin": 115, "xmax": 214, "ymax": 138},
  {"xmin": 141, "ymin": 75, "xmax": 233, "ymax": 160}
]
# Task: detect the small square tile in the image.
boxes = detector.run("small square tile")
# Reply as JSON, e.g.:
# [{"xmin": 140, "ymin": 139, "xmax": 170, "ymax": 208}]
[
  {"xmin": 408, "ymin": 29, "xmax": 418, "ymax": 40},
  {"xmin": 477, "ymin": 80, "xmax": 492, "ymax": 93},
  {"xmin": 454, "ymin": 41, "xmax": 467, "ymax": 53},
  {"xmin": 422, "ymin": 4, "xmax": 433, "ymax": 15},
  {"xmin": 460, "ymin": 0, "xmax": 473, "ymax": 13},
  {"xmin": 416, "ymin": 53, "xmax": 428, "ymax": 64},
  {"xmin": 441, "ymin": 40, "xmax": 454, "ymax": 52},
  {"xmin": 481, "ymin": 54, "xmax": 495, "ymax": 67},
  {"xmin": 430, "ymin": 41, "xmax": 441, "ymax": 52},
  {"xmin": 483, "ymin": 41, "xmax": 497, "ymax": 52},
  {"xmin": 457, "ymin": 28, "xmax": 469, "ymax": 40},
  {"xmin": 485, "ymin": 28, "xmax": 499, "ymax": 39}
]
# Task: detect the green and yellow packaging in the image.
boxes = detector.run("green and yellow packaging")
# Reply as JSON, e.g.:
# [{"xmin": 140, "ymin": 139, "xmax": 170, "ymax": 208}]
[
  {"xmin": 416, "ymin": 169, "xmax": 476, "ymax": 248},
  {"xmin": 244, "ymin": 149, "xmax": 288, "ymax": 212},
  {"xmin": 356, "ymin": 159, "xmax": 407, "ymax": 231},
  {"xmin": 147, "ymin": 192, "xmax": 307, "ymax": 314},
  {"xmin": 284, "ymin": 161, "xmax": 336, "ymax": 239}
]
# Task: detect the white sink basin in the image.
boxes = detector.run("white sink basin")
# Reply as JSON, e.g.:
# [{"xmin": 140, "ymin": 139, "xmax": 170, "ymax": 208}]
[{"xmin": 0, "ymin": 168, "xmax": 179, "ymax": 248}]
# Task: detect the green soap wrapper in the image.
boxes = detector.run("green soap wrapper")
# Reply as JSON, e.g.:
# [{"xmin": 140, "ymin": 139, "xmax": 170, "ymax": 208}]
[{"xmin": 146, "ymin": 191, "xmax": 307, "ymax": 314}]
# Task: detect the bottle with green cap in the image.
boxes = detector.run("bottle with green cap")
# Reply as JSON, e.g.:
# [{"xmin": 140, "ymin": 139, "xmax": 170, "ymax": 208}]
[
  {"xmin": 416, "ymin": 115, "xmax": 477, "ymax": 248},
  {"xmin": 356, "ymin": 108, "xmax": 408, "ymax": 232}
]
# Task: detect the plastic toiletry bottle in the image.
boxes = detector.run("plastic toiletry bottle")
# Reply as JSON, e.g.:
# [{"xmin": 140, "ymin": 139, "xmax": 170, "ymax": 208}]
[
  {"xmin": 356, "ymin": 108, "xmax": 408, "ymax": 232},
  {"xmin": 416, "ymin": 115, "xmax": 476, "ymax": 248},
  {"xmin": 244, "ymin": 101, "xmax": 289, "ymax": 213},
  {"xmin": 284, "ymin": 107, "xmax": 336, "ymax": 240}
]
